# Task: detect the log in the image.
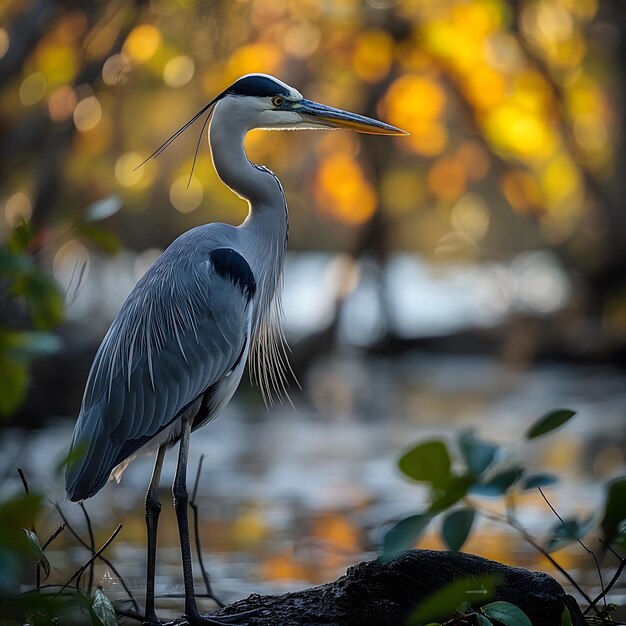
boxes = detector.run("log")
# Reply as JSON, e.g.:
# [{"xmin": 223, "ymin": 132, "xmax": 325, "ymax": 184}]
[{"xmin": 194, "ymin": 550, "xmax": 587, "ymax": 626}]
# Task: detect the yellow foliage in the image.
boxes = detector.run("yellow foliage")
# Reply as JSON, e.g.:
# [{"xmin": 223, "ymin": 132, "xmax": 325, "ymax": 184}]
[
  {"xmin": 226, "ymin": 44, "xmax": 283, "ymax": 83},
  {"xmin": 313, "ymin": 513, "xmax": 359, "ymax": 550},
  {"xmin": 261, "ymin": 549, "xmax": 307, "ymax": 582},
  {"xmin": 352, "ymin": 30, "xmax": 394, "ymax": 83},
  {"xmin": 315, "ymin": 153, "xmax": 377, "ymax": 225},
  {"xmin": 124, "ymin": 25, "xmax": 162, "ymax": 63},
  {"xmin": 501, "ymin": 170, "xmax": 543, "ymax": 213},
  {"xmin": 539, "ymin": 152, "xmax": 581, "ymax": 208},
  {"xmin": 384, "ymin": 74, "xmax": 448, "ymax": 155},
  {"xmin": 427, "ymin": 157, "xmax": 467, "ymax": 202},
  {"xmin": 483, "ymin": 103, "xmax": 556, "ymax": 161},
  {"xmin": 35, "ymin": 43, "xmax": 79, "ymax": 85},
  {"xmin": 463, "ymin": 65, "xmax": 507, "ymax": 111},
  {"xmin": 231, "ymin": 505, "xmax": 268, "ymax": 549}
]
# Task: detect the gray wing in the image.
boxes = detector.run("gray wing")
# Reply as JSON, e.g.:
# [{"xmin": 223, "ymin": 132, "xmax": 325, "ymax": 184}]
[{"xmin": 65, "ymin": 242, "xmax": 256, "ymax": 501}]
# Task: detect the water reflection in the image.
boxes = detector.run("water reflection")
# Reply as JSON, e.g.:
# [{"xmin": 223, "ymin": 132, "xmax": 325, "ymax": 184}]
[
  {"xmin": 53, "ymin": 249, "xmax": 572, "ymax": 343},
  {"xmin": 2, "ymin": 355, "xmax": 626, "ymax": 617}
]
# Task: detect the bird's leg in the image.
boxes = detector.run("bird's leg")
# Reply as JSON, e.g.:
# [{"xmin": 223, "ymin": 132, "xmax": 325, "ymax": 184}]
[
  {"xmin": 172, "ymin": 421, "xmax": 256, "ymax": 625},
  {"xmin": 144, "ymin": 444, "xmax": 166, "ymax": 626}
]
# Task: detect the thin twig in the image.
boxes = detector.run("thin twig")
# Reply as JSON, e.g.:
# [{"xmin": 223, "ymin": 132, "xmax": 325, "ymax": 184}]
[
  {"xmin": 52, "ymin": 503, "xmax": 140, "ymax": 613},
  {"xmin": 584, "ymin": 557, "xmax": 626, "ymax": 616},
  {"xmin": 538, "ymin": 487, "xmax": 606, "ymax": 609},
  {"xmin": 54, "ymin": 524, "xmax": 122, "ymax": 598},
  {"xmin": 114, "ymin": 607, "xmax": 144, "ymax": 622},
  {"xmin": 507, "ymin": 517, "xmax": 607, "ymax": 621},
  {"xmin": 17, "ymin": 466, "xmax": 42, "ymax": 588},
  {"xmin": 189, "ymin": 455, "xmax": 224, "ymax": 607},
  {"xmin": 80, "ymin": 502, "xmax": 96, "ymax": 595},
  {"xmin": 42, "ymin": 524, "xmax": 65, "ymax": 551},
  {"xmin": 17, "ymin": 466, "xmax": 29, "ymax": 494},
  {"xmin": 37, "ymin": 523, "xmax": 66, "ymax": 592},
  {"xmin": 476, "ymin": 507, "xmax": 604, "ymax": 619},
  {"xmin": 599, "ymin": 538, "xmax": 623, "ymax": 561}
]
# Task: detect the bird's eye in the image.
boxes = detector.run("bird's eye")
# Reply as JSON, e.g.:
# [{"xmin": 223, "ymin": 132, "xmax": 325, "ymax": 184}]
[{"xmin": 272, "ymin": 96, "xmax": 284, "ymax": 107}]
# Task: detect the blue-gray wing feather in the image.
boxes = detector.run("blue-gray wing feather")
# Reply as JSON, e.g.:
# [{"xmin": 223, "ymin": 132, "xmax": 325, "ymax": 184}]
[{"xmin": 65, "ymin": 234, "xmax": 255, "ymax": 501}]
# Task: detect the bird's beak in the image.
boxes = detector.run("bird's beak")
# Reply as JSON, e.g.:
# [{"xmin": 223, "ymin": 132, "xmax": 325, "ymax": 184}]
[{"xmin": 297, "ymin": 99, "xmax": 408, "ymax": 136}]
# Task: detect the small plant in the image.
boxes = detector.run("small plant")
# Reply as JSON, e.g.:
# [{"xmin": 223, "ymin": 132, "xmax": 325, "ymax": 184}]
[{"xmin": 383, "ymin": 409, "xmax": 626, "ymax": 624}]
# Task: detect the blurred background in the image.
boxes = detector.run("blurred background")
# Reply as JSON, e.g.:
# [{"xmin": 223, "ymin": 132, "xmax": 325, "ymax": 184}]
[{"xmin": 1, "ymin": 0, "xmax": 626, "ymax": 617}]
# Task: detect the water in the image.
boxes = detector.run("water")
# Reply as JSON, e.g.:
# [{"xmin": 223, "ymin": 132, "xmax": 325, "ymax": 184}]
[{"xmin": 3, "ymin": 354, "xmax": 626, "ymax": 619}]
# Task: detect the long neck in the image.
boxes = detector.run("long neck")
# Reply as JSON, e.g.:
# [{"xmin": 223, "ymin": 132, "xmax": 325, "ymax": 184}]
[
  {"xmin": 208, "ymin": 104, "xmax": 289, "ymax": 326},
  {"xmin": 208, "ymin": 102, "xmax": 292, "ymax": 403}
]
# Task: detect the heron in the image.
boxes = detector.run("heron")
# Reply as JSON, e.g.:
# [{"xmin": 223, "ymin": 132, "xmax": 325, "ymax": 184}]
[{"xmin": 65, "ymin": 73, "xmax": 405, "ymax": 625}]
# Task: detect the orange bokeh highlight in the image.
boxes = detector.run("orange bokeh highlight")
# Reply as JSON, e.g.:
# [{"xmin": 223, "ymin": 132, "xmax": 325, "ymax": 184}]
[
  {"xmin": 315, "ymin": 153, "xmax": 377, "ymax": 225},
  {"xmin": 384, "ymin": 74, "xmax": 448, "ymax": 156},
  {"xmin": 427, "ymin": 157, "xmax": 467, "ymax": 202}
]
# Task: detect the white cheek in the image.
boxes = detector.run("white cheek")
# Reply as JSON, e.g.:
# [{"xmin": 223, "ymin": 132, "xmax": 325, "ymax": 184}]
[{"xmin": 257, "ymin": 110, "xmax": 302, "ymax": 127}]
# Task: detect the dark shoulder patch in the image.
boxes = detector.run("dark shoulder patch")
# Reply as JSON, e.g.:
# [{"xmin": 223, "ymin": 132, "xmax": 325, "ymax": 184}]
[
  {"xmin": 209, "ymin": 248, "xmax": 256, "ymax": 303},
  {"xmin": 227, "ymin": 75, "xmax": 291, "ymax": 98}
]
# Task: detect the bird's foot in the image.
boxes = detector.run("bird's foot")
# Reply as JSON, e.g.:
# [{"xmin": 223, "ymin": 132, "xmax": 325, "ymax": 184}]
[{"xmin": 184, "ymin": 607, "xmax": 260, "ymax": 625}]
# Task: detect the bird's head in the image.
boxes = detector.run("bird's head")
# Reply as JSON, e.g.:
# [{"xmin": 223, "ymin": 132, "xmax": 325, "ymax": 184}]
[
  {"xmin": 138, "ymin": 73, "xmax": 406, "ymax": 170},
  {"xmin": 215, "ymin": 73, "xmax": 407, "ymax": 135}
]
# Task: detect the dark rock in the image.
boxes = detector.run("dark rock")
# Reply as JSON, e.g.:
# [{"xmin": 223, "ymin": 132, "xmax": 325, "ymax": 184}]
[{"xmin": 187, "ymin": 550, "xmax": 587, "ymax": 626}]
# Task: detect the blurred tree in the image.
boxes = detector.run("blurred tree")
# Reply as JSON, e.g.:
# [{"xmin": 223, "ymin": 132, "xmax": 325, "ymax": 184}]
[{"xmin": 1, "ymin": 0, "xmax": 625, "ymax": 418}]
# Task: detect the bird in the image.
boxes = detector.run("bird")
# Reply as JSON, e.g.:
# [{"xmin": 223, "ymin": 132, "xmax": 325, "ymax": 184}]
[{"xmin": 65, "ymin": 73, "xmax": 406, "ymax": 625}]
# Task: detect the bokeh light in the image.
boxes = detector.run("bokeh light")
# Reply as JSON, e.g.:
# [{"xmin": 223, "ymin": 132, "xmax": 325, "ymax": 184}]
[
  {"xmin": 4, "ymin": 192, "xmax": 33, "ymax": 227},
  {"xmin": 163, "ymin": 55, "xmax": 195, "ymax": 87},
  {"xmin": 123, "ymin": 25, "xmax": 162, "ymax": 63},
  {"xmin": 0, "ymin": 28, "xmax": 9, "ymax": 59},
  {"xmin": 19, "ymin": 72, "xmax": 47, "ymax": 106},
  {"xmin": 73, "ymin": 95, "xmax": 102, "ymax": 132},
  {"xmin": 169, "ymin": 175, "xmax": 204, "ymax": 213},
  {"xmin": 315, "ymin": 154, "xmax": 377, "ymax": 225}
]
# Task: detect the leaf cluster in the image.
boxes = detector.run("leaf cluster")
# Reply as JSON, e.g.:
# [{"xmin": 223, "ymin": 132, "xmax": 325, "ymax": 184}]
[
  {"xmin": 384, "ymin": 409, "xmax": 581, "ymax": 557},
  {"xmin": 0, "ymin": 472, "xmax": 121, "ymax": 626}
]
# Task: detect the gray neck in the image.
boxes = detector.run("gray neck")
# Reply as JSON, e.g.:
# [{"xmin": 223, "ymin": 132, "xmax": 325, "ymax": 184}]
[{"xmin": 208, "ymin": 101, "xmax": 288, "ymax": 330}]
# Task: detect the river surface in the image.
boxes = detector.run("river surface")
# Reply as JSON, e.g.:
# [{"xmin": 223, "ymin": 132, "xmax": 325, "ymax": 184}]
[{"xmin": 2, "ymin": 354, "xmax": 626, "ymax": 620}]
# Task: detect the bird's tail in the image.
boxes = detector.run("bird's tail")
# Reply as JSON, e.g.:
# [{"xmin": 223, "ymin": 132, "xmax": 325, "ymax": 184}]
[{"xmin": 64, "ymin": 407, "xmax": 117, "ymax": 502}]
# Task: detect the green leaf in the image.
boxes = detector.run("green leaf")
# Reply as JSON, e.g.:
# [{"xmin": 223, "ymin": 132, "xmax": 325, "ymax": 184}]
[
  {"xmin": 428, "ymin": 474, "xmax": 475, "ymax": 515},
  {"xmin": 546, "ymin": 517, "xmax": 594, "ymax": 551},
  {"xmin": 526, "ymin": 409, "xmax": 576, "ymax": 440},
  {"xmin": 472, "ymin": 468, "xmax": 524, "ymax": 497},
  {"xmin": 92, "ymin": 586, "xmax": 117, "ymax": 626},
  {"xmin": 442, "ymin": 508, "xmax": 475, "ymax": 552},
  {"xmin": 14, "ymin": 271, "xmax": 64, "ymax": 329},
  {"xmin": 77, "ymin": 224, "xmax": 121, "ymax": 255},
  {"xmin": 23, "ymin": 529, "xmax": 50, "ymax": 580},
  {"xmin": 407, "ymin": 574, "xmax": 500, "ymax": 625},
  {"xmin": 477, "ymin": 615, "xmax": 494, "ymax": 626},
  {"xmin": 7, "ymin": 220, "xmax": 35, "ymax": 253},
  {"xmin": 560, "ymin": 607, "xmax": 573, "ymax": 626},
  {"xmin": 398, "ymin": 440, "xmax": 451, "ymax": 489},
  {"xmin": 521, "ymin": 473, "xmax": 558, "ymax": 491},
  {"xmin": 459, "ymin": 432, "xmax": 499, "ymax": 477},
  {"xmin": 0, "ymin": 357, "xmax": 28, "ymax": 416},
  {"xmin": 0, "ymin": 493, "xmax": 43, "ymax": 530},
  {"xmin": 601, "ymin": 476, "xmax": 626, "ymax": 545},
  {"xmin": 481, "ymin": 601, "xmax": 532, "ymax": 626},
  {"xmin": 457, "ymin": 601, "xmax": 473, "ymax": 615},
  {"xmin": 382, "ymin": 514, "xmax": 431, "ymax": 560}
]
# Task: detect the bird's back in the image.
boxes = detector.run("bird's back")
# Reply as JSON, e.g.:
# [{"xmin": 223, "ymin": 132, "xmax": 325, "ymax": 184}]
[{"xmin": 65, "ymin": 225, "xmax": 256, "ymax": 501}]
